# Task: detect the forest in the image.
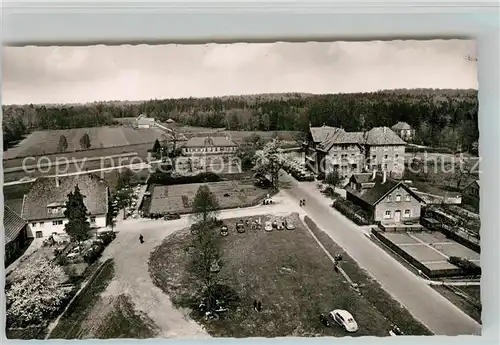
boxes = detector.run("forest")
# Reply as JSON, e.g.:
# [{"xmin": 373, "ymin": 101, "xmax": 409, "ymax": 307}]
[{"xmin": 2, "ymin": 89, "xmax": 478, "ymax": 153}]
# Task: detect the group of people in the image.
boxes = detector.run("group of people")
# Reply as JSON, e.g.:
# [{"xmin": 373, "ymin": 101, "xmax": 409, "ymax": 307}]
[{"xmin": 299, "ymin": 199, "xmax": 307, "ymax": 207}]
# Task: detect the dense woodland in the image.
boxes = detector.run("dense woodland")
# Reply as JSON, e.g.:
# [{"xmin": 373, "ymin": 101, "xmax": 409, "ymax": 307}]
[{"xmin": 2, "ymin": 89, "xmax": 478, "ymax": 153}]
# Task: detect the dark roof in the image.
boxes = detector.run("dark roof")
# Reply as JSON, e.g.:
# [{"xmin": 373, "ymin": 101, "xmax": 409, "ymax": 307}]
[
  {"xmin": 364, "ymin": 127, "xmax": 406, "ymax": 146},
  {"xmin": 314, "ymin": 126, "xmax": 406, "ymax": 151},
  {"xmin": 347, "ymin": 173, "xmax": 423, "ymax": 206},
  {"xmin": 4, "ymin": 205, "xmax": 27, "ymax": 244},
  {"xmin": 21, "ymin": 173, "xmax": 109, "ymax": 221},
  {"xmin": 462, "ymin": 179, "xmax": 480, "ymax": 191},
  {"xmin": 310, "ymin": 126, "xmax": 340, "ymax": 143},
  {"xmin": 391, "ymin": 121, "xmax": 412, "ymax": 131},
  {"xmin": 184, "ymin": 136, "xmax": 237, "ymax": 148},
  {"xmin": 350, "ymin": 173, "xmax": 373, "ymax": 185}
]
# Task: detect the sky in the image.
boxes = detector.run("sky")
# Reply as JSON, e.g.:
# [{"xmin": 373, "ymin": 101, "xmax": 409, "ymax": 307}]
[{"xmin": 2, "ymin": 39, "xmax": 477, "ymax": 105}]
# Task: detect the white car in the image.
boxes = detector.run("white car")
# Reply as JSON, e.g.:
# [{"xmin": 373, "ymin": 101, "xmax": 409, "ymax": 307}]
[
  {"xmin": 285, "ymin": 221, "xmax": 295, "ymax": 230},
  {"xmin": 329, "ymin": 309, "xmax": 358, "ymax": 332},
  {"xmin": 264, "ymin": 221, "xmax": 273, "ymax": 232}
]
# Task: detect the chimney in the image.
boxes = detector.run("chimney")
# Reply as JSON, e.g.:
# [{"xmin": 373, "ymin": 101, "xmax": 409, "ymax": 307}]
[
  {"xmin": 55, "ymin": 176, "xmax": 60, "ymax": 187},
  {"xmin": 372, "ymin": 169, "xmax": 376, "ymax": 180},
  {"xmin": 382, "ymin": 170, "xmax": 387, "ymax": 184}
]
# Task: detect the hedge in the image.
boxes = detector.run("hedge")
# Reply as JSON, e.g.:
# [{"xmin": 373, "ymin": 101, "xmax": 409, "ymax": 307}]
[
  {"xmin": 332, "ymin": 199, "xmax": 372, "ymax": 226},
  {"xmin": 448, "ymin": 256, "xmax": 481, "ymax": 275},
  {"xmin": 147, "ymin": 171, "xmax": 221, "ymax": 185}
]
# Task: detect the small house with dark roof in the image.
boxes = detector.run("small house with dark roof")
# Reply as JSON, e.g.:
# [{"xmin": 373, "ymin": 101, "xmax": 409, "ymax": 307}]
[
  {"xmin": 345, "ymin": 171, "xmax": 425, "ymax": 224},
  {"xmin": 391, "ymin": 121, "xmax": 414, "ymax": 140},
  {"xmin": 4, "ymin": 205, "xmax": 29, "ymax": 265},
  {"xmin": 181, "ymin": 136, "xmax": 238, "ymax": 156},
  {"xmin": 21, "ymin": 173, "xmax": 109, "ymax": 238},
  {"xmin": 461, "ymin": 179, "xmax": 480, "ymax": 212}
]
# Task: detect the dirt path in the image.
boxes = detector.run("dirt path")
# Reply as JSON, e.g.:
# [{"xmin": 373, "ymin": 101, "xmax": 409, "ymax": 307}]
[{"xmin": 98, "ymin": 193, "xmax": 298, "ymax": 338}]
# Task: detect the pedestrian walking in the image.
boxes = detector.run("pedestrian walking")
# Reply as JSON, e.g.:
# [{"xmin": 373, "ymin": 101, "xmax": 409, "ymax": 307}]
[
  {"xmin": 253, "ymin": 299, "xmax": 258, "ymax": 311},
  {"xmin": 139, "ymin": 234, "xmax": 144, "ymax": 244},
  {"xmin": 299, "ymin": 200, "xmax": 303, "ymax": 207},
  {"xmin": 302, "ymin": 199, "xmax": 306, "ymax": 206},
  {"xmin": 257, "ymin": 300, "xmax": 262, "ymax": 312}
]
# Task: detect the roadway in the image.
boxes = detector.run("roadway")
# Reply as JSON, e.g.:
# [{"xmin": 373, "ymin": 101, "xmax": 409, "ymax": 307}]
[{"xmin": 281, "ymin": 173, "xmax": 481, "ymax": 336}]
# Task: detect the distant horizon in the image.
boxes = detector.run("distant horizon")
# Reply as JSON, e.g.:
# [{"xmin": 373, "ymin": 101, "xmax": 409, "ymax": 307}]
[
  {"xmin": 3, "ymin": 40, "xmax": 477, "ymax": 105},
  {"xmin": 2, "ymin": 87, "xmax": 478, "ymax": 107}
]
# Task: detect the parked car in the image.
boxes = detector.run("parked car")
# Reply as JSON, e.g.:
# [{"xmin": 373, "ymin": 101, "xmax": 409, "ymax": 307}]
[
  {"xmin": 264, "ymin": 221, "xmax": 273, "ymax": 232},
  {"xmin": 220, "ymin": 225, "xmax": 229, "ymax": 237},
  {"xmin": 329, "ymin": 309, "xmax": 358, "ymax": 332},
  {"xmin": 277, "ymin": 222, "xmax": 285, "ymax": 230},
  {"xmin": 272, "ymin": 220, "xmax": 278, "ymax": 228},
  {"xmin": 236, "ymin": 223, "xmax": 246, "ymax": 233},
  {"xmin": 285, "ymin": 220, "xmax": 295, "ymax": 230}
]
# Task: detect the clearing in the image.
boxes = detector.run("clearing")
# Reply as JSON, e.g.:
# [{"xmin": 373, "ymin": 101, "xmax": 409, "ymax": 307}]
[{"xmin": 149, "ymin": 213, "xmax": 430, "ymax": 337}]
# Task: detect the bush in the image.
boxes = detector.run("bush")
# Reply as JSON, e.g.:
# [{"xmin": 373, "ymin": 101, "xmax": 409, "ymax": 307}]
[
  {"xmin": 448, "ymin": 256, "xmax": 481, "ymax": 275},
  {"xmin": 332, "ymin": 199, "xmax": 372, "ymax": 226},
  {"xmin": 97, "ymin": 231, "xmax": 116, "ymax": 246},
  {"xmin": 148, "ymin": 171, "xmax": 221, "ymax": 186},
  {"xmin": 83, "ymin": 243, "xmax": 105, "ymax": 265}
]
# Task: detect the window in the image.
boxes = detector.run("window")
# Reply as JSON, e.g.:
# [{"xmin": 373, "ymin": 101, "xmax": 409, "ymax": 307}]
[
  {"xmin": 384, "ymin": 164, "xmax": 388, "ymax": 170},
  {"xmin": 405, "ymin": 195, "xmax": 411, "ymax": 202},
  {"xmin": 32, "ymin": 223, "xmax": 37, "ymax": 227},
  {"xmin": 404, "ymin": 210, "xmax": 411, "ymax": 217},
  {"xmin": 90, "ymin": 216, "xmax": 96, "ymax": 223},
  {"xmin": 372, "ymin": 155, "xmax": 376, "ymax": 160},
  {"xmin": 52, "ymin": 220, "xmax": 63, "ymax": 226},
  {"xmin": 395, "ymin": 154, "xmax": 399, "ymax": 159},
  {"xmin": 384, "ymin": 155, "xmax": 388, "ymax": 159},
  {"xmin": 396, "ymin": 194, "xmax": 401, "ymax": 202},
  {"xmin": 387, "ymin": 195, "xmax": 392, "ymax": 202},
  {"xmin": 36, "ymin": 231, "xmax": 43, "ymax": 238},
  {"xmin": 384, "ymin": 210, "xmax": 391, "ymax": 219},
  {"xmin": 40, "ymin": 222, "xmax": 45, "ymax": 228},
  {"xmin": 384, "ymin": 146, "xmax": 388, "ymax": 151}
]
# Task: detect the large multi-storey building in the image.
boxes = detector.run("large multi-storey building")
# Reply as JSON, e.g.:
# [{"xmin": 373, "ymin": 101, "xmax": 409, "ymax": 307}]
[{"xmin": 305, "ymin": 125, "xmax": 406, "ymax": 179}]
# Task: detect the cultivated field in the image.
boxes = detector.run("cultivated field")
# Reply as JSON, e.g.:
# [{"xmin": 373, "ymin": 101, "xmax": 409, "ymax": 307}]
[
  {"xmin": 149, "ymin": 214, "xmax": 427, "ymax": 337},
  {"xmin": 148, "ymin": 180, "xmax": 267, "ymax": 214},
  {"xmin": 3, "ymin": 127, "xmax": 169, "ymax": 160}
]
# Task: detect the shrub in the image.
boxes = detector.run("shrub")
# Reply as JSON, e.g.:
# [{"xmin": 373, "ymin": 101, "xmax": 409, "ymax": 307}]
[
  {"xmin": 332, "ymin": 199, "xmax": 371, "ymax": 226},
  {"xmin": 148, "ymin": 172, "xmax": 221, "ymax": 186},
  {"xmin": 83, "ymin": 243, "xmax": 105, "ymax": 265},
  {"xmin": 448, "ymin": 256, "xmax": 481, "ymax": 275}
]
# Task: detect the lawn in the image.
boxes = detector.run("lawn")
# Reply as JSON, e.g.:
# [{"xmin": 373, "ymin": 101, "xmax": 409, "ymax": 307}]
[
  {"xmin": 147, "ymin": 180, "xmax": 268, "ymax": 215},
  {"xmin": 3, "ymin": 126, "xmax": 167, "ymax": 160},
  {"xmin": 149, "ymin": 213, "xmax": 413, "ymax": 337},
  {"xmin": 303, "ymin": 217, "xmax": 432, "ymax": 336},
  {"xmin": 49, "ymin": 259, "xmax": 159, "ymax": 339},
  {"xmin": 431, "ymin": 285, "xmax": 481, "ymax": 324}
]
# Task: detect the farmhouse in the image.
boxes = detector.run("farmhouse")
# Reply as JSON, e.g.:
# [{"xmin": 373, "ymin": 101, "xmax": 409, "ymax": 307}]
[
  {"xmin": 4, "ymin": 205, "xmax": 29, "ymax": 265},
  {"xmin": 136, "ymin": 114, "xmax": 155, "ymax": 128},
  {"xmin": 391, "ymin": 121, "xmax": 415, "ymax": 141},
  {"xmin": 21, "ymin": 174, "xmax": 109, "ymax": 238},
  {"xmin": 345, "ymin": 171, "xmax": 425, "ymax": 225},
  {"xmin": 461, "ymin": 179, "xmax": 480, "ymax": 211},
  {"xmin": 306, "ymin": 125, "xmax": 406, "ymax": 179},
  {"xmin": 181, "ymin": 136, "xmax": 238, "ymax": 156}
]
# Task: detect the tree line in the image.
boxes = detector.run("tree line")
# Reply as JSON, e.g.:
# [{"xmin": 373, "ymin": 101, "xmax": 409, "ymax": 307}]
[{"xmin": 3, "ymin": 89, "xmax": 478, "ymax": 152}]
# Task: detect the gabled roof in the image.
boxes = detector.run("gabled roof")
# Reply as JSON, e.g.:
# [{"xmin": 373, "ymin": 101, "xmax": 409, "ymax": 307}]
[
  {"xmin": 4, "ymin": 205, "xmax": 27, "ymax": 244},
  {"xmin": 350, "ymin": 173, "xmax": 373, "ymax": 185},
  {"xmin": 346, "ymin": 173, "xmax": 424, "ymax": 206},
  {"xmin": 166, "ymin": 118, "xmax": 175, "ymax": 123},
  {"xmin": 310, "ymin": 126, "xmax": 340, "ymax": 143},
  {"xmin": 318, "ymin": 130, "xmax": 365, "ymax": 151},
  {"xmin": 184, "ymin": 136, "xmax": 237, "ymax": 148},
  {"xmin": 391, "ymin": 121, "xmax": 412, "ymax": 131},
  {"xmin": 462, "ymin": 179, "xmax": 480, "ymax": 191},
  {"xmin": 21, "ymin": 173, "xmax": 109, "ymax": 221},
  {"xmin": 364, "ymin": 127, "xmax": 406, "ymax": 146}
]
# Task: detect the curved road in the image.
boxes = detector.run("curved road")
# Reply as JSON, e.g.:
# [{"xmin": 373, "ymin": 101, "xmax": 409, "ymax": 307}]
[{"xmin": 282, "ymin": 173, "xmax": 481, "ymax": 336}]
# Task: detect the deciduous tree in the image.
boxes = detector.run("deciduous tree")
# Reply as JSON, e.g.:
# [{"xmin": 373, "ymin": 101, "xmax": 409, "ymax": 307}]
[
  {"xmin": 325, "ymin": 169, "xmax": 342, "ymax": 192},
  {"xmin": 253, "ymin": 138, "xmax": 291, "ymax": 188},
  {"xmin": 6, "ymin": 258, "xmax": 72, "ymax": 327},
  {"xmin": 191, "ymin": 184, "xmax": 220, "ymax": 224},
  {"xmin": 79, "ymin": 133, "xmax": 91, "ymax": 150}
]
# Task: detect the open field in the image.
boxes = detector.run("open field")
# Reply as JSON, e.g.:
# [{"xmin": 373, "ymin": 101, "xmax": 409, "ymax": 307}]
[
  {"xmin": 49, "ymin": 259, "xmax": 159, "ymax": 339},
  {"xmin": 374, "ymin": 231, "xmax": 480, "ymax": 278},
  {"xmin": 147, "ymin": 180, "xmax": 268, "ymax": 215},
  {"xmin": 149, "ymin": 213, "xmax": 429, "ymax": 337},
  {"xmin": 431, "ymin": 285, "xmax": 481, "ymax": 324},
  {"xmin": 3, "ymin": 127, "xmax": 168, "ymax": 160}
]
